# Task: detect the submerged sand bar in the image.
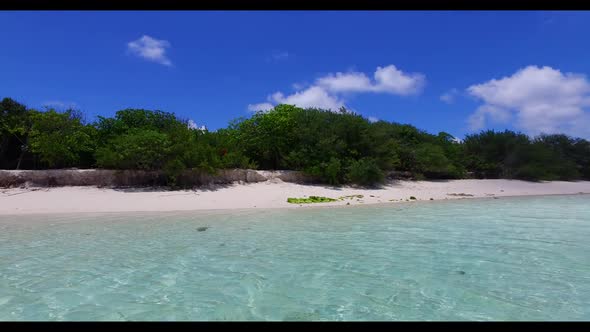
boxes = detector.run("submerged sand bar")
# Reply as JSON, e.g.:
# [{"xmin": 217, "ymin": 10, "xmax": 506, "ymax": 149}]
[{"xmin": 1, "ymin": 179, "xmax": 590, "ymax": 215}]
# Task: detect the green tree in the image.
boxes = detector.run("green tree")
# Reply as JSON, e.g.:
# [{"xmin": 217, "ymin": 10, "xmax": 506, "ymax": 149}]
[
  {"xmin": 0, "ymin": 98, "xmax": 30, "ymax": 168},
  {"xmin": 28, "ymin": 109, "xmax": 96, "ymax": 168},
  {"xmin": 414, "ymin": 143, "xmax": 459, "ymax": 178},
  {"xmin": 345, "ymin": 158, "xmax": 384, "ymax": 186},
  {"xmin": 95, "ymin": 128, "xmax": 171, "ymax": 170}
]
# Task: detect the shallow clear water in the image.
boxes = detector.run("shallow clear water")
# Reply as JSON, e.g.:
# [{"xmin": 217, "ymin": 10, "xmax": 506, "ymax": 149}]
[{"xmin": 0, "ymin": 195, "xmax": 589, "ymax": 321}]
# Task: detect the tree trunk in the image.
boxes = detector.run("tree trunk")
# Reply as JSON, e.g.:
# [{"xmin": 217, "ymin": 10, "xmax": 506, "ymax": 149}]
[
  {"xmin": 16, "ymin": 149, "xmax": 25, "ymax": 170},
  {"xmin": 0, "ymin": 135, "xmax": 9, "ymax": 166},
  {"xmin": 15, "ymin": 137, "xmax": 28, "ymax": 170}
]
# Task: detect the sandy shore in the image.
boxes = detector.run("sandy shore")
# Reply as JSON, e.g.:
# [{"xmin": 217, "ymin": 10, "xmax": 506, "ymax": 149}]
[{"xmin": 1, "ymin": 179, "xmax": 589, "ymax": 215}]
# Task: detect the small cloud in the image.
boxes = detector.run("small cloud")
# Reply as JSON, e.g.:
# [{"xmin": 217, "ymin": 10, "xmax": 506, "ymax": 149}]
[
  {"xmin": 440, "ymin": 89, "xmax": 459, "ymax": 104},
  {"xmin": 368, "ymin": 116, "xmax": 379, "ymax": 123},
  {"xmin": 467, "ymin": 105, "xmax": 512, "ymax": 131},
  {"xmin": 316, "ymin": 65, "xmax": 426, "ymax": 96},
  {"xmin": 292, "ymin": 82, "xmax": 307, "ymax": 90},
  {"xmin": 41, "ymin": 100, "xmax": 78, "ymax": 110},
  {"xmin": 187, "ymin": 119, "xmax": 207, "ymax": 131},
  {"xmin": 248, "ymin": 86, "xmax": 345, "ymax": 113},
  {"xmin": 270, "ymin": 86, "xmax": 345, "ymax": 112},
  {"xmin": 247, "ymin": 103, "xmax": 275, "ymax": 113},
  {"xmin": 127, "ymin": 35, "xmax": 172, "ymax": 66},
  {"xmin": 267, "ymin": 50, "xmax": 290, "ymax": 62}
]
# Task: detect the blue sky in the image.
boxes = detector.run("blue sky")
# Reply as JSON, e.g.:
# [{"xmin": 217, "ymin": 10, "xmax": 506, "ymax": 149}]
[{"xmin": 2, "ymin": 11, "xmax": 590, "ymax": 138}]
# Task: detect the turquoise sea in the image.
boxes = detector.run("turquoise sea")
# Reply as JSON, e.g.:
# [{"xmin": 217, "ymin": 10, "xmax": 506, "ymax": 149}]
[{"xmin": 0, "ymin": 194, "xmax": 589, "ymax": 321}]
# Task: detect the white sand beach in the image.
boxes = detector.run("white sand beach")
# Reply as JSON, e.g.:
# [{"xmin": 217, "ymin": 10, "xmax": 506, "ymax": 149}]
[{"xmin": 1, "ymin": 179, "xmax": 589, "ymax": 215}]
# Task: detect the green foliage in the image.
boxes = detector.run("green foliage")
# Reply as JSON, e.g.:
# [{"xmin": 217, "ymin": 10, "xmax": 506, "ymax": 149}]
[
  {"xmin": 96, "ymin": 128, "xmax": 171, "ymax": 170},
  {"xmin": 287, "ymin": 196, "xmax": 338, "ymax": 204},
  {"xmin": 306, "ymin": 157, "xmax": 343, "ymax": 185},
  {"xmin": 2, "ymin": 97, "xmax": 590, "ymax": 186},
  {"xmin": 232, "ymin": 104, "xmax": 303, "ymax": 170},
  {"xmin": 463, "ymin": 130, "xmax": 583, "ymax": 181},
  {"xmin": 0, "ymin": 98, "xmax": 32, "ymax": 169},
  {"xmin": 28, "ymin": 109, "xmax": 96, "ymax": 168},
  {"xmin": 345, "ymin": 158, "xmax": 384, "ymax": 186},
  {"xmin": 163, "ymin": 159, "xmax": 186, "ymax": 188},
  {"xmin": 93, "ymin": 108, "xmax": 253, "ymax": 184},
  {"xmin": 0, "ymin": 98, "xmax": 28, "ymax": 136},
  {"xmin": 414, "ymin": 143, "xmax": 460, "ymax": 179}
]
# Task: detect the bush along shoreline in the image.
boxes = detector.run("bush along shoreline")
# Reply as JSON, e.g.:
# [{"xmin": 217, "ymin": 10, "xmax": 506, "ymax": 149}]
[{"xmin": 1, "ymin": 97, "xmax": 589, "ymax": 187}]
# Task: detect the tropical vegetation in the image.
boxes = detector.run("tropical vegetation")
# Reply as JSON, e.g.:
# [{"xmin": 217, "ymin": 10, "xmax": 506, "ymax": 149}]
[{"xmin": 2, "ymin": 97, "xmax": 589, "ymax": 186}]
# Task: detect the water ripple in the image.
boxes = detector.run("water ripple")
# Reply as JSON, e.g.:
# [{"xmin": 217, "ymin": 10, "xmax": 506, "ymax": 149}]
[{"xmin": 0, "ymin": 195, "xmax": 589, "ymax": 320}]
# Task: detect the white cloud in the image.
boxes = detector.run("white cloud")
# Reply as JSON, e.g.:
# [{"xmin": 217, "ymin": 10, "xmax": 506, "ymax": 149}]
[
  {"xmin": 368, "ymin": 116, "xmax": 379, "ymax": 123},
  {"xmin": 467, "ymin": 105, "xmax": 512, "ymax": 131},
  {"xmin": 467, "ymin": 65, "xmax": 590, "ymax": 138},
  {"xmin": 316, "ymin": 65, "xmax": 425, "ymax": 95},
  {"xmin": 248, "ymin": 64, "xmax": 424, "ymax": 114},
  {"xmin": 127, "ymin": 35, "xmax": 172, "ymax": 66},
  {"xmin": 42, "ymin": 101, "xmax": 78, "ymax": 110},
  {"xmin": 247, "ymin": 103, "xmax": 274, "ymax": 113},
  {"xmin": 316, "ymin": 72, "xmax": 373, "ymax": 93},
  {"xmin": 270, "ymin": 86, "xmax": 345, "ymax": 111},
  {"xmin": 267, "ymin": 51, "xmax": 290, "ymax": 62},
  {"xmin": 373, "ymin": 65, "xmax": 426, "ymax": 95},
  {"xmin": 440, "ymin": 89, "xmax": 459, "ymax": 104},
  {"xmin": 187, "ymin": 119, "xmax": 206, "ymax": 131},
  {"xmin": 291, "ymin": 82, "xmax": 307, "ymax": 90}
]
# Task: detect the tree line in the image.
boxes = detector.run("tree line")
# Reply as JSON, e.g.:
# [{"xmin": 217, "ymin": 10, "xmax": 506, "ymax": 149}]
[{"xmin": 1, "ymin": 97, "xmax": 589, "ymax": 186}]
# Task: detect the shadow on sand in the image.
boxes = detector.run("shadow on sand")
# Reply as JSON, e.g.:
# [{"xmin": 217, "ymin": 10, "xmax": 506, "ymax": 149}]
[{"xmin": 111, "ymin": 182, "xmax": 236, "ymax": 193}]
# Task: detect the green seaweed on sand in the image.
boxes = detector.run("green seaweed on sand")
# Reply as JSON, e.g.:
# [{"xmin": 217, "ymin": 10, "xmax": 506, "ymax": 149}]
[{"xmin": 287, "ymin": 196, "xmax": 338, "ymax": 204}]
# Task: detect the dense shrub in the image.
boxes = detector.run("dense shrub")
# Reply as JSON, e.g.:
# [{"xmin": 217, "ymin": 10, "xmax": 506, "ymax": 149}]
[
  {"xmin": 28, "ymin": 109, "xmax": 96, "ymax": 169},
  {"xmin": 2, "ymin": 96, "xmax": 589, "ymax": 185},
  {"xmin": 96, "ymin": 129, "xmax": 171, "ymax": 170},
  {"xmin": 345, "ymin": 158, "xmax": 384, "ymax": 186}
]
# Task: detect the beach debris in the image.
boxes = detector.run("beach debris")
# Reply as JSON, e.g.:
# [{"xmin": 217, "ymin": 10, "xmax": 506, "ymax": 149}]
[
  {"xmin": 287, "ymin": 196, "xmax": 337, "ymax": 204},
  {"xmin": 369, "ymin": 195, "xmax": 375, "ymax": 197},
  {"xmin": 346, "ymin": 202, "xmax": 350, "ymax": 205},
  {"xmin": 338, "ymin": 194, "xmax": 364, "ymax": 201},
  {"xmin": 447, "ymin": 193, "xmax": 474, "ymax": 197},
  {"xmin": 409, "ymin": 196, "xmax": 417, "ymax": 200},
  {"xmin": 197, "ymin": 227, "xmax": 209, "ymax": 232},
  {"xmin": 429, "ymin": 198, "xmax": 433, "ymax": 200}
]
